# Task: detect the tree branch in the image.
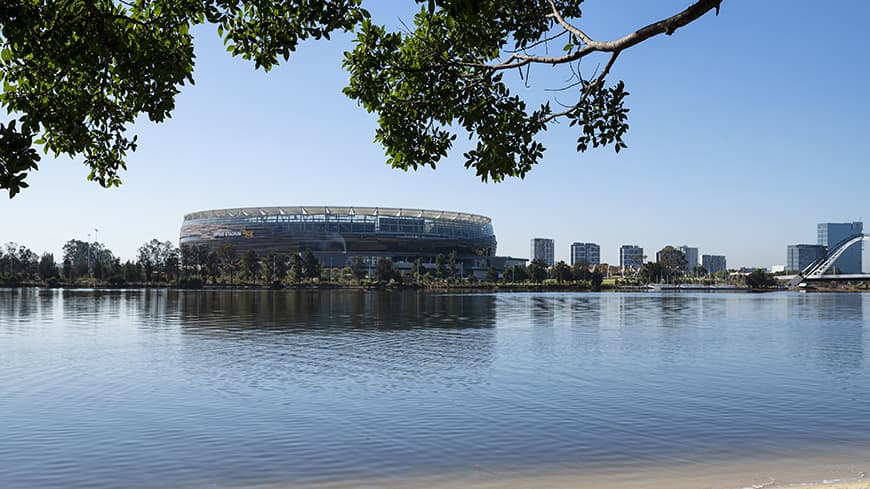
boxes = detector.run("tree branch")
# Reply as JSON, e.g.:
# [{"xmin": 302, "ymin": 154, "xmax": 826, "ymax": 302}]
[
  {"xmin": 486, "ymin": 0, "xmax": 723, "ymax": 70},
  {"xmin": 546, "ymin": 0, "xmax": 593, "ymax": 46},
  {"xmin": 538, "ymin": 50, "xmax": 620, "ymax": 124}
]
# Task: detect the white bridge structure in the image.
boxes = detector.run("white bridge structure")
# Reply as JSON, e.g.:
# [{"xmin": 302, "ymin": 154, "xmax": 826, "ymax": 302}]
[{"xmin": 788, "ymin": 233, "xmax": 870, "ymax": 287}]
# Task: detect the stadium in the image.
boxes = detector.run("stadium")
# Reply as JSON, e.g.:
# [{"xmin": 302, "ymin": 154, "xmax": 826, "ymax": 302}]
[{"xmin": 180, "ymin": 206, "xmax": 521, "ymax": 276}]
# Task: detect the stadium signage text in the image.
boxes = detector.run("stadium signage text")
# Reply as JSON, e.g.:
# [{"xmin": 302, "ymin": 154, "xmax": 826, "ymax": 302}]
[{"xmin": 215, "ymin": 230, "xmax": 254, "ymax": 238}]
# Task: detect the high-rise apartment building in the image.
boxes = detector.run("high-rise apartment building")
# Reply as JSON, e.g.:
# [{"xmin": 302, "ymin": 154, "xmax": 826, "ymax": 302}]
[
  {"xmin": 530, "ymin": 238, "xmax": 555, "ymax": 267},
  {"xmin": 817, "ymin": 222, "xmax": 863, "ymax": 273},
  {"xmin": 786, "ymin": 244, "xmax": 827, "ymax": 273},
  {"xmin": 619, "ymin": 245, "xmax": 644, "ymax": 271},
  {"xmin": 701, "ymin": 254, "xmax": 727, "ymax": 274},
  {"xmin": 679, "ymin": 245, "xmax": 699, "ymax": 272},
  {"xmin": 570, "ymin": 242, "xmax": 600, "ymax": 266}
]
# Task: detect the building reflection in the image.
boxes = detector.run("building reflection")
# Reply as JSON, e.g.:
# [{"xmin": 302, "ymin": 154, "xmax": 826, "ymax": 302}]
[
  {"xmin": 175, "ymin": 289, "xmax": 497, "ymax": 332},
  {"xmin": 568, "ymin": 295, "xmax": 603, "ymax": 355},
  {"xmin": 173, "ymin": 289, "xmax": 498, "ymax": 382},
  {"xmin": 786, "ymin": 293, "xmax": 865, "ymax": 372}
]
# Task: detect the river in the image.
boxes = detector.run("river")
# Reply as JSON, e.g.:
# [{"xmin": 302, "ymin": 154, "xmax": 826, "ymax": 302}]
[{"xmin": 1, "ymin": 289, "xmax": 869, "ymax": 489}]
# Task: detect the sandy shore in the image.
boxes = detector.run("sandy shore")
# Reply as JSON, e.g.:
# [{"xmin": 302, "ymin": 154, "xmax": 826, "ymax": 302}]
[
  {"xmin": 229, "ymin": 453, "xmax": 870, "ymax": 489},
  {"xmin": 780, "ymin": 482, "xmax": 870, "ymax": 489},
  {"xmin": 243, "ymin": 473, "xmax": 870, "ymax": 489}
]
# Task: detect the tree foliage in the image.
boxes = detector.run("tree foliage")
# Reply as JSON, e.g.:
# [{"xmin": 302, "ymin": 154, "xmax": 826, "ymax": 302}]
[
  {"xmin": 38, "ymin": 252, "xmax": 57, "ymax": 279},
  {"xmin": 301, "ymin": 249, "xmax": 321, "ymax": 280},
  {"xmin": 62, "ymin": 238, "xmax": 114, "ymax": 279},
  {"xmin": 656, "ymin": 246, "xmax": 687, "ymax": 281},
  {"xmin": 572, "ymin": 261, "xmax": 591, "ymax": 281},
  {"xmin": 745, "ymin": 269, "xmax": 775, "ymax": 289},
  {"xmin": 217, "ymin": 243, "xmax": 237, "ymax": 282},
  {"xmin": 240, "ymin": 248, "xmax": 260, "ymax": 281},
  {"xmin": 375, "ymin": 257, "xmax": 393, "ymax": 282},
  {"xmin": 349, "ymin": 0, "xmax": 721, "ymax": 181},
  {"xmin": 0, "ymin": 0, "xmax": 723, "ymax": 197},
  {"xmin": 434, "ymin": 253, "xmax": 449, "ymax": 280},
  {"xmin": 552, "ymin": 260, "xmax": 571, "ymax": 283},
  {"xmin": 290, "ymin": 253, "xmax": 304, "ymax": 282},
  {"xmin": 527, "ymin": 258, "xmax": 548, "ymax": 283},
  {"xmin": 590, "ymin": 268, "xmax": 604, "ymax": 290},
  {"xmin": 1, "ymin": 241, "xmax": 37, "ymax": 279},
  {"xmin": 509, "ymin": 264, "xmax": 528, "ymax": 283},
  {"xmin": 262, "ymin": 251, "xmax": 288, "ymax": 284},
  {"xmin": 137, "ymin": 238, "xmax": 177, "ymax": 282},
  {"xmin": 640, "ymin": 261, "xmax": 664, "ymax": 284},
  {"xmin": 351, "ymin": 255, "xmax": 367, "ymax": 280},
  {"xmin": 485, "ymin": 266, "xmax": 499, "ymax": 283}
]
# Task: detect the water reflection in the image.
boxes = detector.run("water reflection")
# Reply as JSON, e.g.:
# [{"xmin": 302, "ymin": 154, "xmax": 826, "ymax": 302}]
[
  {"xmin": 171, "ymin": 289, "xmax": 499, "ymax": 395},
  {"xmin": 1, "ymin": 290, "xmax": 870, "ymax": 489},
  {"xmin": 783, "ymin": 293, "xmax": 865, "ymax": 373},
  {"xmin": 0, "ymin": 288, "xmax": 38, "ymax": 326},
  {"xmin": 175, "ymin": 289, "xmax": 496, "ymax": 332}
]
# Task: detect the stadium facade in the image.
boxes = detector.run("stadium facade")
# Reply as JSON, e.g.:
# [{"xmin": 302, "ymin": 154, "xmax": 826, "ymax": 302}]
[{"xmin": 180, "ymin": 206, "xmax": 524, "ymax": 276}]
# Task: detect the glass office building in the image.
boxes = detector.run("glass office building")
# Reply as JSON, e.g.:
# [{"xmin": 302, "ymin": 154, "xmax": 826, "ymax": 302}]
[
  {"xmin": 619, "ymin": 245, "xmax": 643, "ymax": 271},
  {"xmin": 787, "ymin": 244, "xmax": 827, "ymax": 273},
  {"xmin": 701, "ymin": 254, "xmax": 727, "ymax": 274},
  {"xmin": 530, "ymin": 238, "xmax": 555, "ymax": 267},
  {"xmin": 180, "ymin": 206, "xmax": 497, "ymax": 272},
  {"xmin": 817, "ymin": 222, "xmax": 863, "ymax": 273},
  {"xmin": 679, "ymin": 245, "xmax": 699, "ymax": 271},
  {"xmin": 570, "ymin": 242, "xmax": 600, "ymax": 266}
]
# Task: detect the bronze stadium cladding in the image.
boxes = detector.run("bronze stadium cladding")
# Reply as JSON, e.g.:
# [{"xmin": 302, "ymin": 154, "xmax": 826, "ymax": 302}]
[{"xmin": 179, "ymin": 206, "xmax": 497, "ymax": 259}]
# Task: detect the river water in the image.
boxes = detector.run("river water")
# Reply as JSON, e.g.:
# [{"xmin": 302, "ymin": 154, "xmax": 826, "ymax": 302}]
[{"xmin": 1, "ymin": 289, "xmax": 869, "ymax": 489}]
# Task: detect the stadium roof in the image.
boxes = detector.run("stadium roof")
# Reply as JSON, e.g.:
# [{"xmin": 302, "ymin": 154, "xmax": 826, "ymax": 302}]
[{"xmin": 183, "ymin": 206, "xmax": 491, "ymax": 225}]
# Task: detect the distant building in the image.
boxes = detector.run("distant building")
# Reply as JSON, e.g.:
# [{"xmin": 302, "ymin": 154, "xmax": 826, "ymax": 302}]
[
  {"xmin": 570, "ymin": 242, "xmax": 600, "ymax": 266},
  {"xmin": 701, "ymin": 254, "xmax": 727, "ymax": 274},
  {"xmin": 769, "ymin": 265, "xmax": 786, "ymax": 274},
  {"xmin": 530, "ymin": 238, "xmax": 555, "ymax": 267},
  {"xmin": 619, "ymin": 245, "xmax": 644, "ymax": 271},
  {"xmin": 679, "ymin": 245, "xmax": 699, "ymax": 271},
  {"xmin": 786, "ymin": 244, "xmax": 827, "ymax": 273},
  {"xmin": 817, "ymin": 221, "xmax": 863, "ymax": 273},
  {"xmin": 487, "ymin": 256, "xmax": 529, "ymax": 279}
]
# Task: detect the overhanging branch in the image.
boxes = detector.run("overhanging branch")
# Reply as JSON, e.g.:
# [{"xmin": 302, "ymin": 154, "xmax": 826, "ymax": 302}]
[{"xmin": 485, "ymin": 0, "xmax": 723, "ymax": 71}]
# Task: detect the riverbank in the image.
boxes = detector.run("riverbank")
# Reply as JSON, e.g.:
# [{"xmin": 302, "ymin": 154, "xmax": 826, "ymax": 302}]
[
  {"xmin": 254, "ymin": 468, "xmax": 870, "ymax": 489},
  {"xmin": 787, "ymin": 482, "xmax": 870, "ymax": 489},
  {"xmin": 238, "ymin": 443, "xmax": 870, "ymax": 489},
  {"xmin": 0, "ymin": 280, "xmax": 782, "ymax": 293},
  {"xmin": 389, "ymin": 478, "xmax": 870, "ymax": 489},
  {"xmin": 254, "ymin": 460, "xmax": 870, "ymax": 489}
]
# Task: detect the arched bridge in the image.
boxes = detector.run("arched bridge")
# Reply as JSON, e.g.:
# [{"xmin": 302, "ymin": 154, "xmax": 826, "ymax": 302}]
[{"xmin": 788, "ymin": 233, "xmax": 870, "ymax": 287}]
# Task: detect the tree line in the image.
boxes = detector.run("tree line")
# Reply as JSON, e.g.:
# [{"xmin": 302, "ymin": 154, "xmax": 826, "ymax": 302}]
[
  {"xmin": 0, "ymin": 239, "xmax": 605, "ymax": 288},
  {"xmin": 0, "ymin": 240, "xmax": 775, "ymax": 289},
  {"xmin": 0, "ymin": 238, "xmax": 182, "ymax": 286}
]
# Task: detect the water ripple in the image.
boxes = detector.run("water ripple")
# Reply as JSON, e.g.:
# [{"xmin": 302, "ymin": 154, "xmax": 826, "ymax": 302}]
[{"xmin": 1, "ymin": 290, "xmax": 869, "ymax": 488}]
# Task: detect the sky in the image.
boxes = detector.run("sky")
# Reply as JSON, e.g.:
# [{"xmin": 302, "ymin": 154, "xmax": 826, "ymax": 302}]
[{"xmin": 2, "ymin": 0, "xmax": 869, "ymax": 270}]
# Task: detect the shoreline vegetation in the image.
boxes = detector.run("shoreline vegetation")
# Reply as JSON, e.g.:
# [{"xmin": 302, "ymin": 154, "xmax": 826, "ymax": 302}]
[
  {"xmin": 2, "ymin": 239, "xmax": 868, "ymax": 293},
  {"xmin": 1, "ymin": 279, "xmax": 867, "ymax": 293}
]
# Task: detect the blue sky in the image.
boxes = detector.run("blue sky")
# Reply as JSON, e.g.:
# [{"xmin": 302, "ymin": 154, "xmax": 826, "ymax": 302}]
[{"xmin": 2, "ymin": 0, "xmax": 869, "ymax": 269}]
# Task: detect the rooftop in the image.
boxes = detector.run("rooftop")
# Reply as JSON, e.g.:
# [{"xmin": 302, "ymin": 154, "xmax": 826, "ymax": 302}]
[{"xmin": 183, "ymin": 206, "xmax": 492, "ymax": 225}]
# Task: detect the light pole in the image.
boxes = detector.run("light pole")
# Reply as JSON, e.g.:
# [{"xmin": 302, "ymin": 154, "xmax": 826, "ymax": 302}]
[
  {"xmin": 94, "ymin": 228, "xmax": 99, "ymax": 272},
  {"xmin": 87, "ymin": 233, "xmax": 92, "ymax": 276}
]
